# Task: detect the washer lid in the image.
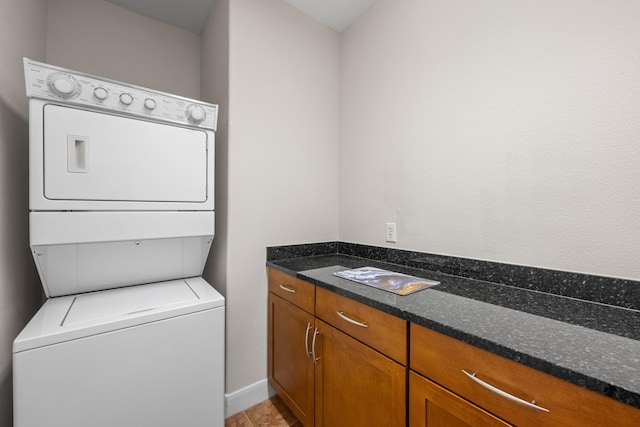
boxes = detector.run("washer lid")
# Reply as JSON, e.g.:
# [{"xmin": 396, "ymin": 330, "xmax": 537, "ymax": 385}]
[
  {"xmin": 63, "ymin": 279, "xmax": 199, "ymax": 326},
  {"xmin": 13, "ymin": 277, "xmax": 224, "ymax": 353}
]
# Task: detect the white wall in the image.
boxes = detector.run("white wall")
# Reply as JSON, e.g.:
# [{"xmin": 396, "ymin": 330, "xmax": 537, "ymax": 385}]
[
  {"xmin": 340, "ymin": 0, "xmax": 640, "ymax": 280},
  {"xmin": 222, "ymin": 0, "xmax": 339, "ymax": 405},
  {"xmin": 0, "ymin": 2, "xmax": 48, "ymax": 426},
  {"xmin": 47, "ymin": 0, "xmax": 201, "ymax": 99},
  {"xmin": 202, "ymin": 0, "xmax": 230, "ymax": 299}
]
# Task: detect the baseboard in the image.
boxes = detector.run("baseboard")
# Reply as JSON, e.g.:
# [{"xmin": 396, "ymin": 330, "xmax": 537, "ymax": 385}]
[{"xmin": 225, "ymin": 379, "xmax": 276, "ymax": 417}]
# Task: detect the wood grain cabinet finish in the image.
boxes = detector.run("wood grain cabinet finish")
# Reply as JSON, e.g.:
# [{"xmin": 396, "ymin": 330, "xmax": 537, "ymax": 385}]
[
  {"xmin": 268, "ymin": 292, "xmax": 315, "ymax": 427},
  {"xmin": 314, "ymin": 319, "xmax": 406, "ymax": 427},
  {"xmin": 410, "ymin": 323, "xmax": 640, "ymax": 427},
  {"xmin": 268, "ymin": 268, "xmax": 315, "ymax": 314},
  {"xmin": 409, "ymin": 371, "xmax": 513, "ymax": 427},
  {"xmin": 315, "ymin": 286, "xmax": 407, "ymax": 365},
  {"xmin": 267, "ymin": 267, "xmax": 317, "ymax": 426},
  {"xmin": 267, "ymin": 268, "xmax": 408, "ymax": 427}
]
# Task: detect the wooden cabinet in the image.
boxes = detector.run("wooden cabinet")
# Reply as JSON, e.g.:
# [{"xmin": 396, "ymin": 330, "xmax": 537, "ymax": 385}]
[
  {"xmin": 268, "ymin": 269, "xmax": 316, "ymax": 427},
  {"xmin": 269, "ymin": 268, "xmax": 640, "ymax": 427},
  {"xmin": 410, "ymin": 323, "xmax": 640, "ymax": 427},
  {"xmin": 315, "ymin": 319, "xmax": 406, "ymax": 427},
  {"xmin": 267, "ymin": 268, "xmax": 407, "ymax": 427}
]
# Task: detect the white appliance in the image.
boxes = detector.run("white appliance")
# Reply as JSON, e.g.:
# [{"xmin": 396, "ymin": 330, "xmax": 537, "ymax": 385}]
[{"xmin": 13, "ymin": 59, "xmax": 224, "ymax": 427}]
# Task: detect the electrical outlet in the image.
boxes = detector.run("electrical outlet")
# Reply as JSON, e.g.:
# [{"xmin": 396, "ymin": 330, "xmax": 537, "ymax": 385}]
[{"xmin": 385, "ymin": 222, "xmax": 397, "ymax": 243}]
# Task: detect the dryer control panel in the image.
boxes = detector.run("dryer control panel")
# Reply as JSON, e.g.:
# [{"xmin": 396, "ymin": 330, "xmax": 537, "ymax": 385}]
[{"xmin": 24, "ymin": 58, "xmax": 218, "ymax": 131}]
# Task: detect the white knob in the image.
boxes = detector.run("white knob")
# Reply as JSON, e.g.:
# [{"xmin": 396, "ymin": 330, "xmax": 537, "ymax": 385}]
[
  {"xmin": 119, "ymin": 93, "xmax": 134, "ymax": 105},
  {"xmin": 49, "ymin": 75, "xmax": 78, "ymax": 98},
  {"xmin": 53, "ymin": 78, "xmax": 74, "ymax": 95},
  {"xmin": 144, "ymin": 98, "xmax": 157, "ymax": 110},
  {"xmin": 187, "ymin": 105, "xmax": 206, "ymax": 123},
  {"xmin": 94, "ymin": 87, "xmax": 109, "ymax": 100}
]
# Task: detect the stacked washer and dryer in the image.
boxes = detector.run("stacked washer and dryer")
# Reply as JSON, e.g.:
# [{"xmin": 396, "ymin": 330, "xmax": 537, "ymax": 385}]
[{"xmin": 13, "ymin": 59, "xmax": 225, "ymax": 427}]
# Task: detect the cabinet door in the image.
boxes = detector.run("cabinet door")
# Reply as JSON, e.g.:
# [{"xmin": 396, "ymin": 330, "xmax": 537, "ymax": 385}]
[
  {"xmin": 268, "ymin": 293, "xmax": 315, "ymax": 427},
  {"xmin": 409, "ymin": 372, "xmax": 512, "ymax": 427},
  {"xmin": 314, "ymin": 319, "xmax": 406, "ymax": 427}
]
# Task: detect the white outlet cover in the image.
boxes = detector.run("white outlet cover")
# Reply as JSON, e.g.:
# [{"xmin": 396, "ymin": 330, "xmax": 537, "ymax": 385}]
[{"xmin": 385, "ymin": 222, "xmax": 397, "ymax": 243}]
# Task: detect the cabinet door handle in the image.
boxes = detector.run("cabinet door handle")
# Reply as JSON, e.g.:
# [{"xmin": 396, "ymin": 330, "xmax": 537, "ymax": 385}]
[
  {"xmin": 336, "ymin": 311, "xmax": 368, "ymax": 328},
  {"xmin": 279, "ymin": 284, "xmax": 296, "ymax": 293},
  {"xmin": 311, "ymin": 328, "xmax": 320, "ymax": 364},
  {"xmin": 304, "ymin": 322, "xmax": 312, "ymax": 358},
  {"xmin": 462, "ymin": 370, "xmax": 550, "ymax": 413}
]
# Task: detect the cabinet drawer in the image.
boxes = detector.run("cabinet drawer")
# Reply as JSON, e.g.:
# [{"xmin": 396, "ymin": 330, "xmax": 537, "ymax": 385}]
[
  {"xmin": 268, "ymin": 268, "xmax": 315, "ymax": 314},
  {"xmin": 409, "ymin": 371, "xmax": 512, "ymax": 427},
  {"xmin": 410, "ymin": 323, "xmax": 640, "ymax": 427},
  {"xmin": 316, "ymin": 287, "xmax": 407, "ymax": 365}
]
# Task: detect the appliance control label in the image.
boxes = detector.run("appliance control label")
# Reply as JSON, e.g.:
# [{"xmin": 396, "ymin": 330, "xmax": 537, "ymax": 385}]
[{"xmin": 24, "ymin": 58, "xmax": 218, "ymax": 131}]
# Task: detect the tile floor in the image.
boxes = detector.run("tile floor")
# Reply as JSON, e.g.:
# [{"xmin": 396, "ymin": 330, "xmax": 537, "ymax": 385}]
[{"xmin": 225, "ymin": 395, "xmax": 300, "ymax": 427}]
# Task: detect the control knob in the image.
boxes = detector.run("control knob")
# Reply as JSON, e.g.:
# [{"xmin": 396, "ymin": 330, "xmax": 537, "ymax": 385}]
[
  {"xmin": 144, "ymin": 98, "xmax": 157, "ymax": 110},
  {"xmin": 93, "ymin": 87, "xmax": 109, "ymax": 101},
  {"xmin": 186, "ymin": 104, "xmax": 206, "ymax": 124},
  {"xmin": 119, "ymin": 92, "xmax": 134, "ymax": 106},
  {"xmin": 48, "ymin": 73, "xmax": 80, "ymax": 98}
]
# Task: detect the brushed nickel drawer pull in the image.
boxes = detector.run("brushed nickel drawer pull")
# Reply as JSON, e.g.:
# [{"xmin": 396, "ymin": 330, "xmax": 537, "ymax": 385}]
[
  {"xmin": 336, "ymin": 311, "xmax": 368, "ymax": 328},
  {"xmin": 311, "ymin": 328, "xmax": 320, "ymax": 364},
  {"xmin": 462, "ymin": 370, "xmax": 550, "ymax": 413},
  {"xmin": 279, "ymin": 284, "xmax": 296, "ymax": 293},
  {"xmin": 304, "ymin": 322, "xmax": 312, "ymax": 358}
]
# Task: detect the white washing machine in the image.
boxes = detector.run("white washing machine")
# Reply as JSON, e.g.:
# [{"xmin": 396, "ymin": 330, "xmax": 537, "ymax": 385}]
[{"xmin": 14, "ymin": 59, "xmax": 224, "ymax": 427}]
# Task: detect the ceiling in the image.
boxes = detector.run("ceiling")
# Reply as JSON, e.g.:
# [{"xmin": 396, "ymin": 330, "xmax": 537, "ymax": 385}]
[
  {"xmin": 284, "ymin": 0, "xmax": 377, "ymax": 32},
  {"xmin": 105, "ymin": 0, "xmax": 377, "ymax": 34}
]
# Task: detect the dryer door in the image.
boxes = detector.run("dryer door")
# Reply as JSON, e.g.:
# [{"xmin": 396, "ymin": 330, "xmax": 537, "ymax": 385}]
[{"xmin": 43, "ymin": 104, "xmax": 209, "ymax": 204}]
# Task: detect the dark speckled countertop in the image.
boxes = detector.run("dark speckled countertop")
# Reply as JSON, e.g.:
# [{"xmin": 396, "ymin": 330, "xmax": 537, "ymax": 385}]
[{"xmin": 266, "ymin": 242, "xmax": 640, "ymax": 409}]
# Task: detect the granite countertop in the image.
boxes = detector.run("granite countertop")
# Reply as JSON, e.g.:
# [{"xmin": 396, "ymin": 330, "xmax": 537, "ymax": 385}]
[{"xmin": 266, "ymin": 244, "xmax": 640, "ymax": 409}]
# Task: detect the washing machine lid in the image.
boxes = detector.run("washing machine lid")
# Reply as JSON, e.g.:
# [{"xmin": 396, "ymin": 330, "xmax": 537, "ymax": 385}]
[
  {"xmin": 13, "ymin": 277, "xmax": 224, "ymax": 353},
  {"xmin": 63, "ymin": 279, "xmax": 201, "ymax": 326}
]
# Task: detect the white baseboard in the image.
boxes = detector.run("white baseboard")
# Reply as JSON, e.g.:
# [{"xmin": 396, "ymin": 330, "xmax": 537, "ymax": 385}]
[{"xmin": 225, "ymin": 379, "xmax": 276, "ymax": 417}]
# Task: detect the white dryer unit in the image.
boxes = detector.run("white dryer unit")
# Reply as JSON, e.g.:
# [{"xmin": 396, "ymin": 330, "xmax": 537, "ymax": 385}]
[{"xmin": 14, "ymin": 59, "xmax": 224, "ymax": 427}]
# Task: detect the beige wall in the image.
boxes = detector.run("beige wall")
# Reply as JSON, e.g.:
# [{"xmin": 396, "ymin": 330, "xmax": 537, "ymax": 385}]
[
  {"xmin": 46, "ymin": 0, "xmax": 201, "ymax": 98},
  {"xmin": 340, "ymin": 0, "xmax": 640, "ymax": 280},
  {"xmin": 221, "ymin": 0, "xmax": 340, "ymax": 409},
  {"xmin": 202, "ymin": 0, "xmax": 230, "ymax": 300},
  {"xmin": 0, "ymin": 1, "xmax": 48, "ymax": 426}
]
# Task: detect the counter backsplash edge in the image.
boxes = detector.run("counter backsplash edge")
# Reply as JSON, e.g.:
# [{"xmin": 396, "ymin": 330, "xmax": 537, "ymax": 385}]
[{"xmin": 266, "ymin": 241, "xmax": 640, "ymax": 311}]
